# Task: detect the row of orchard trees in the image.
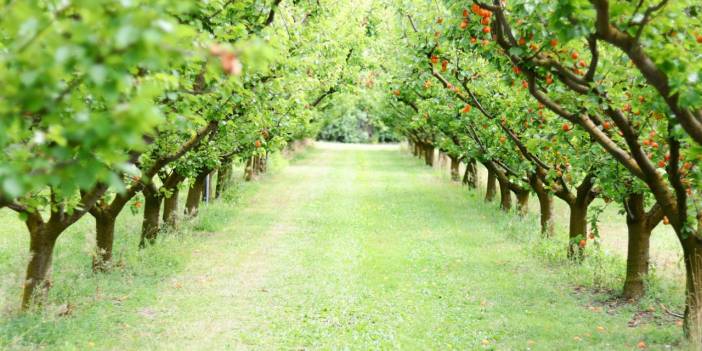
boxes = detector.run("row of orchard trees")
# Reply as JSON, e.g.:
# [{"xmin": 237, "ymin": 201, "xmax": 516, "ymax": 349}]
[
  {"xmin": 386, "ymin": 0, "xmax": 702, "ymax": 342},
  {"xmin": 0, "ymin": 0, "xmax": 371, "ymax": 310}
]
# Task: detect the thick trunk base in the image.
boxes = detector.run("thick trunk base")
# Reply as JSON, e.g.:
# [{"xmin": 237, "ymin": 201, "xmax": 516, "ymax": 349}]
[
  {"xmin": 215, "ymin": 162, "xmax": 231, "ymax": 199},
  {"xmin": 450, "ymin": 156, "xmax": 460, "ymax": 182},
  {"xmin": 623, "ymin": 219, "xmax": 650, "ymax": 300},
  {"xmin": 424, "ymin": 145, "xmax": 434, "ymax": 166},
  {"xmin": 93, "ymin": 214, "xmax": 116, "ymax": 271},
  {"xmin": 515, "ymin": 190, "xmax": 529, "ymax": 217},
  {"xmin": 463, "ymin": 159, "xmax": 478, "ymax": 189},
  {"xmin": 163, "ymin": 187, "xmax": 180, "ymax": 229},
  {"xmin": 568, "ymin": 203, "xmax": 589, "ymax": 260},
  {"xmin": 22, "ymin": 233, "xmax": 57, "ymax": 309},
  {"xmin": 485, "ymin": 169, "xmax": 497, "ymax": 202},
  {"xmin": 681, "ymin": 238, "xmax": 702, "ymax": 343},
  {"xmin": 498, "ymin": 178, "xmax": 512, "ymax": 212},
  {"xmin": 140, "ymin": 188, "xmax": 162, "ymax": 248},
  {"xmin": 536, "ymin": 190, "xmax": 554, "ymax": 237},
  {"xmin": 185, "ymin": 172, "xmax": 207, "ymax": 217}
]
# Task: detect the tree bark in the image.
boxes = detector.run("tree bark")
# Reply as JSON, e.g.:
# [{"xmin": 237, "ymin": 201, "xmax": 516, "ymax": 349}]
[
  {"xmin": 163, "ymin": 187, "xmax": 180, "ymax": 228},
  {"xmin": 161, "ymin": 172, "xmax": 185, "ymax": 229},
  {"xmin": 681, "ymin": 237, "xmax": 702, "ymax": 344},
  {"xmin": 497, "ymin": 177, "xmax": 512, "ymax": 211},
  {"xmin": 567, "ymin": 201, "xmax": 589, "ymax": 260},
  {"xmin": 515, "ymin": 189, "xmax": 530, "ymax": 217},
  {"xmin": 485, "ymin": 168, "xmax": 497, "ymax": 202},
  {"xmin": 139, "ymin": 186, "xmax": 162, "ymax": 248},
  {"xmin": 529, "ymin": 174, "xmax": 554, "ymax": 236},
  {"xmin": 93, "ymin": 213, "xmax": 116, "ymax": 271},
  {"xmin": 450, "ymin": 156, "xmax": 460, "ymax": 181},
  {"xmin": 424, "ymin": 144, "xmax": 434, "ymax": 166},
  {"xmin": 622, "ymin": 193, "xmax": 652, "ymax": 301},
  {"xmin": 185, "ymin": 171, "xmax": 207, "ymax": 216},
  {"xmin": 215, "ymin": 161, "xmax": 231, "ymax": 199},
  {"xmin": 22, "ymin": 226, "xmax": 58, "ymax": 309},
  {"xmin": 463, "ymin": 158, "xmax": 478, "ymax": 189},
  {"xmin": 244, "ymin": 156, "xmax": 255, "ymax": 181},
  {"xmin": 258, "ymin": 154, "xmax": 268, "ymax": 174}
]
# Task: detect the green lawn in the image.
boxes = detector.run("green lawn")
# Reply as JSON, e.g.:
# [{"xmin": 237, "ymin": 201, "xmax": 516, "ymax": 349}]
[{"xmin": 0, "ymin": 143, "xmax": 686, "ymax": 350}]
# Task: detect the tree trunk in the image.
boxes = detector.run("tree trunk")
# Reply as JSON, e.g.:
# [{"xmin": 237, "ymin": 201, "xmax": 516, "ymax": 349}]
[
  {"xmin": 140, "ymin": 187, "xmax": 162, "ymax": 248},
  {"xmin": 681, "ymin": 238, "xmax": 702, "ymax": 344},
  {"xmin": 258, "ymin": 154, "xmax": 268, "ymax": 174},
  {"xmin": 161, "ymin": 173, "xmax": 184, "ymax": 229},
  {"xmin": 463, "ymin": 158, "xmax": 478, "ymax": 189},
  {"xmin": 424, "ymin": 144, "xmax": 434, "ymax": 166},
  {"xmin": 450, "ymin": 156, "xmax": 460, "ymax": 182},
  {"xmin": 163, "ymin": 186, "xmax": 180, "ymax": 228},
  {"xmin": 93, "ymin": 213, "xmax": 116, "ymax": 271},
  {"xmin": 498, "ymin": 177, "xmax": 512, "ymax": 211},
  {"xmin": 215, "ymin": 162, "xmax": 231, "ymax": 199},
  {"xmin": 515, "ymin": 190, "xmax": 529, "ymax": 217},
  {"xmin": 485, "ymin": 168, "xmax": 497, "ymax": 202},
  {"xmin": 568, "ymin": 201, "xmax": 589, "ymax": 260},
  {"xmin": 532, "ymin": 179, "xmax": 554, "ymax": 237},
  {"xmin": 244, "ymin": 156, "xmax": 255, "ymax": 181},
  {"xmin": 185, "ymin": 171, "xmax": 207, "ymax": 216},
  {"xmin": 622, "ymin": 193, "xmax": 651, "ymax": 301},
  {"xmin": 22, "ymin": 229, "xmax": 58, "ymax": 309}
]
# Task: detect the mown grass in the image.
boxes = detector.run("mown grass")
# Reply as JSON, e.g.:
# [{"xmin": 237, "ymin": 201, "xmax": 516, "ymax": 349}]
[
  {"xmin": 0, "ymin": 143, "xmax": 689, "ymax": 350},
  {"xmin": 0, "ymin": 152, "xmax": 296, "ymax": 350}
]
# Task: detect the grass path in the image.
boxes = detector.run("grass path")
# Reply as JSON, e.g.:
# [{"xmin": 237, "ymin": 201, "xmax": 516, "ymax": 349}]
[{"xmin": 2, "ymin": 143, "xmax": 682, "ymax": 350}]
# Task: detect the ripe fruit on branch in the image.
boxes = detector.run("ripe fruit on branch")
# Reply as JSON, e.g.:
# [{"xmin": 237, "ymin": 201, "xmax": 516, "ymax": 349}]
[
  {"xmin": 512, "ymin": 66, "xmax": 521, "ymax": 75},
  {"xmin": 482, "ymin": 26, "xmax": 491, "ymax": 34},
  {"xmin": 562, "ymin": 123, "xmax": 571, "ymax": 132},
  {"xmin": 499, "ymin": 136, "xmax": 507, "ymax": 144},
  {"xmin": 461, "ymin": 104, "xmax": 472, "ymax": 113},
  {"xmin": 571, "ymin": 52, "xmax": 579, "ymax": 60},
  {"xmin": 255, "ymin": 140, "xmax": 262, "ymax": 148},
  {"xmin": 663, "ymin": 216, "xmax": 670, "ymax": 225},
  {"xmin": 460, "ymin": 20, "xmax": 468, "ymax": 30},
  {"xmin": 578, "ymin": 60, "xmax": 587, "ymax": 68},
  {"xmin": 392, "ymin": 89, "xmax": 401, "ymax": 96},
  {"xmin": 603, "ymin": 121, "xmax": 611, "ymax": 130},
  {"xmin": 578, "ymin": 239, "xmax": 587, "ymax": 248},
  {"xmin": 549, "ymin": 39, "xmax": 558, "ymax": 47},
  {"xmin": 481, "ymin": 17, "xmax": 490, "ymax": 25},
  {"xmin": 697, "ymin": 35, "xmax": 702, "ymax": 43},
  {"xmin": 436, "ymin": 17, "xmax": 443, "ymax": 24},
  {"xmin": 430, "ymin": 55, "xmax": 439, "ymax": 65},
  {"xmin": 658, "ymin": 160, "xmax": 666, "ymax": 168},
  {"xmin": 441, "ymin": 60, "xmax": 448, "ymax": 72},
  {"xmin": 471, "ymin": 3, "xmax": 481, "ymax": 14},
  {"xmin": 518, "ymin": 37, "xmax": 526, "ymax": 46}
]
